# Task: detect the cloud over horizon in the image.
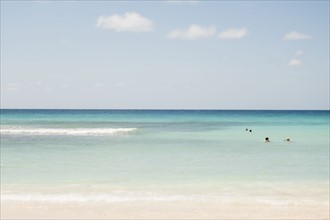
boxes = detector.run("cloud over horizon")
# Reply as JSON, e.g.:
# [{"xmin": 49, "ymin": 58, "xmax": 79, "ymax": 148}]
[
  {"xmin": 96, "ymin": 12, "xmax": 153, "ymax": 32},
  {"xmin": 167, "ymin": 25, "xmax": 216, "ymax": 40},
  {"xmin": 288, "ymin": 58, "xmax": 303, "ymax": 66},
  {"xmin": 282, "ymin": 31, "xmax": 312, "ymax": 40},
  {"xmin": 218, "ymin": 27, "xmax": 248, "ymax": 39}
]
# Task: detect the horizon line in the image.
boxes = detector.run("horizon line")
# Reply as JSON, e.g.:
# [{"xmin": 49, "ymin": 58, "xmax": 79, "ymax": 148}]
[{"xmin": 1, "ymin": 108, "xmax": 329, "ymax": 111}]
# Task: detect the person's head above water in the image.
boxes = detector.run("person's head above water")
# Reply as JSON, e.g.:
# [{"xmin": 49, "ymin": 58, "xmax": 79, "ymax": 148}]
[{"xmin": 265, "ymin": 137, "xmax": 270, "ymax": 142}]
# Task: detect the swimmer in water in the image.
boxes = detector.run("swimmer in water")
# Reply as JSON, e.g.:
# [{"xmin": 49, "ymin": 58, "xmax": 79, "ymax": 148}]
[
  {"xmin": 284, "ymin": 138, "xmax": 291, "ymax": 142},
  {"xmin": 265, "ymin": 137, "xmax": 270, "ymax": 142}
]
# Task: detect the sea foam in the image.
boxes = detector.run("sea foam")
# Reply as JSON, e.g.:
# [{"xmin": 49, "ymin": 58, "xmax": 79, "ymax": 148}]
[
  {"xmin": 2, "ymin": 193, "xmax": 322, "ymax": 206},
  {"xmin": 0, "ymin": 127, "xmax": 137, "ymax": 136},
  {"xmin": 1, "ymin": 193, "xmax": 184, "ymax": 203}
]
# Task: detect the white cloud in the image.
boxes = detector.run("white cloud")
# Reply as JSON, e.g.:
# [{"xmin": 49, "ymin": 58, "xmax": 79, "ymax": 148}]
[
  {"xmin": 288, "ymin": 50, "xmax": 304, "ymax": 67},
  {"xmin": 288, "ymin": 58, "xmax": 303, "ymax": 66},
  {"xmin": 282, "ymin": 31, "xmax": 312, "ymax": 40},
  {"xmin": 218, "ymin": 27, "xmax": 248, "ymax": 39},
  {"xmin": 295, "ymin": 49, "xmax": 304, "ymax": 56},
  {"xmin": 167, "ymin": 25, "xmax": 216, "ymax": 40},
  {"xmin": 96, "ymin": 12, "xmax": 153, "ymax": 32}
]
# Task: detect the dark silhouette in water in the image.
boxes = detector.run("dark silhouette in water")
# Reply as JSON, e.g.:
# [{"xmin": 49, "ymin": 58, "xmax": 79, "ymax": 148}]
[{"xmin": 265, "ymin": 137, "xmax": 270, "ymax": 142}]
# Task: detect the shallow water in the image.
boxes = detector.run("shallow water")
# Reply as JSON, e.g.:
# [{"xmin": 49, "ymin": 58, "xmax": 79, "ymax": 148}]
[{"xmin": 1, "ymin": 110, "xmax": 329, "ymax": 205}]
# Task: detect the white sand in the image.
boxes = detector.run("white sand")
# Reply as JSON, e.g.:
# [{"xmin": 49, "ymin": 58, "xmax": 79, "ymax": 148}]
[
  {"xmin": 2, "ymin": 199, "xmax": 329, "ymax": 219},
  {"xmin": 2, "ymin": 182, "xmax": 329, "ymax": 219}
]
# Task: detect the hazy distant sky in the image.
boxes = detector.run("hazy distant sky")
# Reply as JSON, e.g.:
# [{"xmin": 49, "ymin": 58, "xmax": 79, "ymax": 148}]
[{"xmin": 1, "ymin": 1, "xmax": 329, "ymax": 109}]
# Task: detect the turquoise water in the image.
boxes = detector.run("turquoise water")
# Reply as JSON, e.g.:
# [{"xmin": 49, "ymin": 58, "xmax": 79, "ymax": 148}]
[{"xmin": 1, "ymin": 110, "xmax": 329, "ymax": 204}]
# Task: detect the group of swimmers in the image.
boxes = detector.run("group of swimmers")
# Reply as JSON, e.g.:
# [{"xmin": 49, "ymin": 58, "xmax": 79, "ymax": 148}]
[{"xmin": 245, "ymin": 128, "xmax": 291, "ymax": 143}]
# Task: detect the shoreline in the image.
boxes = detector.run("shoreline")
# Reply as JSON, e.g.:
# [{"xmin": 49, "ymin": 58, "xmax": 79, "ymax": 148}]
[
  {"xmin": 2, "ymin": 200, "xmax": 329, "ymax": 219},
  {"xmin": 2, "ymin": 184, "xmax": 329, "ymax": 219}
]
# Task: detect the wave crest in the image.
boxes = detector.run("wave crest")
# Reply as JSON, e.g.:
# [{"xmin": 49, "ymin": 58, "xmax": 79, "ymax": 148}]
[{"xmin": 0, "ymin": 127, "xmax": 137, "ymax": 136}]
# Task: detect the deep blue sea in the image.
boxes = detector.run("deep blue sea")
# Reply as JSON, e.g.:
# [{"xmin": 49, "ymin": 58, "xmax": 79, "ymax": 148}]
[{"xmin": 1, "ymin": 109, "xmax": 329, "ymax": 204}]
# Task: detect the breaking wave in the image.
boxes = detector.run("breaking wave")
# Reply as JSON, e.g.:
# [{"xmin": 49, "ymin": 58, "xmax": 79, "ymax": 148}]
[{"xmin": 0, "ymin": 127, "xmax": 137, "ymax": 136}]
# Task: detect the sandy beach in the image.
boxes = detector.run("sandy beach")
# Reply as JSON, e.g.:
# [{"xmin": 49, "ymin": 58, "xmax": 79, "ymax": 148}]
[
  {"xmin": 2, "ymin": 183, "xmax": 329, "ymax": 219},
  {"xmin": 2, "ymin": 199, "xmax": 329, "ymax": 219}
]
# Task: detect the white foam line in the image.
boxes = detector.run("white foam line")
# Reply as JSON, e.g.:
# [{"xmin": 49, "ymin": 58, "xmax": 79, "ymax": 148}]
[
  {"xmin": 2, "ymin": 193, "xmax": 320, "ymax": 206},
  {"xmin": 1, "ymin": 193, "xmax": 185, "ymax": 203},
  {"xmin": 0, "ymin": 128, "xmax": 137, "ymax": 136}
]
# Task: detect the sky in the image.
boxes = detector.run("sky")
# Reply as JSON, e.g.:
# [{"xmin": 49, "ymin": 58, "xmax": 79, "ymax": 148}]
[{"xmin": 1, "ymin": 0, "xmax": 329, "ymax": 109}]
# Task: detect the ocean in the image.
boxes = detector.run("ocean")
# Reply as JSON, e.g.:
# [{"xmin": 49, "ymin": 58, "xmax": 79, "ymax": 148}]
[{"xmin": 1, "ymin": 109, "xmax": 329, "ymax": 216}]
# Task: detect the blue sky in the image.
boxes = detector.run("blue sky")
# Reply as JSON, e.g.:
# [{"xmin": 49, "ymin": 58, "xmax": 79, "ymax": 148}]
[{"xmin": 1, "ymin": 1, "xmax": 329, "ymax": 109}]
